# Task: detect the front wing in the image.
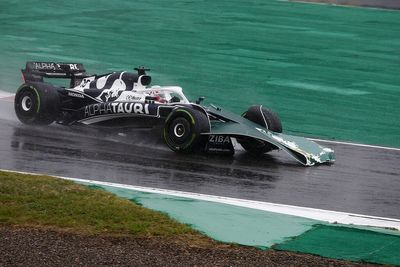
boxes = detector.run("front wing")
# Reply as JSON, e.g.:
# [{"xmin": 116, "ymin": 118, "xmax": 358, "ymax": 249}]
[{"xmin": 207, "ymin": 107, "xmax": 335, "ymax": 166}]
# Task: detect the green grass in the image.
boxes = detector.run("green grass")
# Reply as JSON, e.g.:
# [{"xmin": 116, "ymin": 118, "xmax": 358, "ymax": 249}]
[{"xmin": 0, "ymin": 171, "xmax": 209, "ymax": 241}]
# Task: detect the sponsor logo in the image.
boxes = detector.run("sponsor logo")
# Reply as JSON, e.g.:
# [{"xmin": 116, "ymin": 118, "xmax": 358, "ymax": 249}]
[
  {"xmin": 126, "ymin": 95, "xmax": 142, "ymax": 101},
  {"xmin": 68, "ymin": 92, "xmax": 84, "ymax": 98},
  {"xmin": 33, "ymin": 62, "xmax": 56, "ymax": 70},
  {"xmin": 206, "ymin": 135, "xmax": 234, "ymax": 155},
  {"xmin": 32, "ymin": 62, "xmax": 80, "ymax": 71},
  {"xmin": 69, "ymin": 64, "xmax": 78, "ymax": 70},
  {"xmin": 84, "ymin": 102, "xmax": 150, "ymax": 117},
  {"xmin": 208, "ymin": 135, "xmax": 231, "ymax": 144}
]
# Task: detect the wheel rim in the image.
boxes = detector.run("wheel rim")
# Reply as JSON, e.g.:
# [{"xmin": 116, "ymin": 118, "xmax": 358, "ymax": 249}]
[
  {"xmin": 21, "ymin": 96, "xmax": 33, "ymax": 111},
  {"xmin": 173, "ymin": 123, "xmax": 186, "ymax": 138}
]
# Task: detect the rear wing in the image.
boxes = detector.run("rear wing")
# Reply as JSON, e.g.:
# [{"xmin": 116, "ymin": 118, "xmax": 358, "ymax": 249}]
[{"xmin": 22, "ymin": 61, "xmax": 87, "ymax": 87}]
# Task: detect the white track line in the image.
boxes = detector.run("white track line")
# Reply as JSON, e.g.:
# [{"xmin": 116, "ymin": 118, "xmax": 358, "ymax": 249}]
[
  {"xmin": 309, "ymin": 138, "xmax": 400, "ymax": 152},
  {"xmin": 2, "ymin": 169, "xmax": 400, "ymax": 231},
  {"xmin": 278, "ymin": 0, "xmax": 400, "ymax": 12},
  {"xmin": 0, "ymin": 91, "xmax": 14, "ymax": 98},
  {"xmin": 0, "ymin": 92, "xmax": 14, "ymax": 103}
]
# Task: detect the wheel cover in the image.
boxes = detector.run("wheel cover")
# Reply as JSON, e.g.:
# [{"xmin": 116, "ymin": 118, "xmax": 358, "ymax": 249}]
[
  {"xmin": 21, "ymin": 96, "xmax": 33, "ymax": 111},
  {"xmin": 173, "ymin": 123, "xmax": 186, "ymax": 138}
]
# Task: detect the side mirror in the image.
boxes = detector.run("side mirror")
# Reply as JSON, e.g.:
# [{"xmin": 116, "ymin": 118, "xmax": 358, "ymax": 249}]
[{"xmin": 195, "ymin": 97, "xmax": 205, "ymax": 104}]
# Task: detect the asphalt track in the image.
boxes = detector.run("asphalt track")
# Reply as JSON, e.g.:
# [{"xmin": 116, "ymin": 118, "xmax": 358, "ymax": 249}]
[{"xmin": 1, "ymin": 98, "xmax": 399, "ymax": 219}]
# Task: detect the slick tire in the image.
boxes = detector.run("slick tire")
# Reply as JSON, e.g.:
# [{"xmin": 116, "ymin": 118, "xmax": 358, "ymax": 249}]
[
  {"xmin": 14, "ymin": 82, "xmax": 60, "ymax": 125},
  {"xmin": 163, "ymin": 107, "xmax": 210, "ymax": 153},
  {"xmin": 238, "ymin": 105, "xmax": 283, "ymax": 154}
]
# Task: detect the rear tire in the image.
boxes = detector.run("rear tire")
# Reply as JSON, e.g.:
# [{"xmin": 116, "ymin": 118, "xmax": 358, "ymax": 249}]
[
  {"xmin": 14, "ymin": 82, "xmax": 60, "ymax": 125},
  {"xmin": 163, "ymin": 107, "xmax": 210, "ymax": 153},
  {"xmin": 238, "ymin": 105, "xmax": 282, "ymax": 154}
]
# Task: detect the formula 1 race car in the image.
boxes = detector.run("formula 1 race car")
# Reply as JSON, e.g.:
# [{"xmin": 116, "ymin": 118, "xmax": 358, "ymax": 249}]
[{"xmin": 14, "ymin": 61, "xmax": 335, "ymax": 166}]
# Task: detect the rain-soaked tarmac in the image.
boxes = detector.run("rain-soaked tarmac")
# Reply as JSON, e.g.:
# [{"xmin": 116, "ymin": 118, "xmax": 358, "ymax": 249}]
[{"xmin": 1, "ymin": 98, "xmax": 399, "ymax": 219}]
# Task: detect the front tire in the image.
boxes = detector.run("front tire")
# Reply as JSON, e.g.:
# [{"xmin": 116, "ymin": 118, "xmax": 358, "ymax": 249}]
[
  {"xmin": 163, "ymin": 107, "xmax": 209, "ymax": 153},
  {"xmin": 238, "ymin": 105, "xmax": 283, "ymax": 154},
  {"xmin": 14, "ymin": 83, "xmax": 60, "ymax": 125}
]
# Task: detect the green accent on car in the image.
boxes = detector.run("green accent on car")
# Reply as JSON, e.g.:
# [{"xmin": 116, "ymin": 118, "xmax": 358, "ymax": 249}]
[
  {"xmin": 186, "ymin": 134, "xmax": 196, "ymax": 149},
  {"xmin": 32, "ymin": 86, "xmax": 40, "ymax": 113},
  {"xmin": 208, "ymin": 105, "xmax": 335, "ymax": 166},
  {"xmin": 176, "ymin": 109, "xmax": 196, "ymax": 125},
  {"xmin": 176, "ymin": 109, "xmax": 197, "ymax": 150},
  {"xmin": 275, "ymin": 224, "xmax": 400, "ymax": 266}
]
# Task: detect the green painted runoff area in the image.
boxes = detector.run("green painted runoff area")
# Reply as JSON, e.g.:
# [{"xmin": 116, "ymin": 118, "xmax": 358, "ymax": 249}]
[
  {"xmin": 93, "ymin": 184, "xmax": 318, "ymax": 248},
  {"xmin": 276, "ymin": 224, "xmax": 400, "ymax": 266},
  {"xmin": 88, "ymin": 184, "xmax": 400, "ymax": 265},
  {"xmin": 0, "ymin": 1, "xmax": 399, "ymax": 147}
]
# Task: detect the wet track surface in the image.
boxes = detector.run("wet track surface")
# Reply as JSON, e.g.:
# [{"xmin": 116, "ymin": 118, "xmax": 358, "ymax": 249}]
[{"xmin": 1, "ymin": 100, "xmax": 399, "ymax": 219}]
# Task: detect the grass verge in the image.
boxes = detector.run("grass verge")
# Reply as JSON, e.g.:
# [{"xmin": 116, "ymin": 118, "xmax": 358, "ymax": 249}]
[
  {"xmin": 0, "ymin": 171, "xmax": 382, "ymax": 266},
  {"xmin": 0, "ymin": 170, "xmax": 212, "ymax": 244}
]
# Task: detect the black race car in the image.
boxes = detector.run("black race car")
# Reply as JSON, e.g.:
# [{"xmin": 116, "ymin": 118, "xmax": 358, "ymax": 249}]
[{"xmin": 14, "ymin": 61, "xmax": 335, "ymax": 166}]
